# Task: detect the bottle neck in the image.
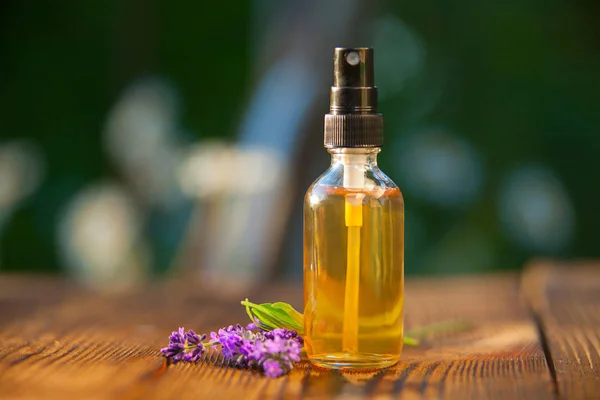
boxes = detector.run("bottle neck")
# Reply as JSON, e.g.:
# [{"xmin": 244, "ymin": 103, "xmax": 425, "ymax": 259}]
[{"xmin": 328, "ymin": 148, "xmax": 380, "ymax": 167}]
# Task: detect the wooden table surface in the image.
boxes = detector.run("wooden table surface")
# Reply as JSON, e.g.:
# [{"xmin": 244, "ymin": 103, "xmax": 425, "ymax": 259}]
[{"xmin": 0, "ymin": 260, "xmax": 598, "ymax": 399}]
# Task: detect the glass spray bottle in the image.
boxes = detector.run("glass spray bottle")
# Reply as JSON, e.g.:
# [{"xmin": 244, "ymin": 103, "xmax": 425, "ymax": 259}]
[{"xmin": 303, "ymin": 48, "xmax": 404, "ymax": 369}]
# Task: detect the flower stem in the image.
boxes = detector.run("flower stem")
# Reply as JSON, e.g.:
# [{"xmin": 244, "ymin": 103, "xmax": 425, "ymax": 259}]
[
  {"xmin": 403, "ymin": 336, "xmax": 420, "ymax": 346},
  {"xmin": 406, "ymin": 320, "xmax": 470, "ymax": 339}
]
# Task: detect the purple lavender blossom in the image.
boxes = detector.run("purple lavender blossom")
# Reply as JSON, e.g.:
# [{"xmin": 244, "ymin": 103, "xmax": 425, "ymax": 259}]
[
  {"xmin": 161, "ymin": 327, "xmax": 186, "ymax": 359},
  {"xmin": 249, "ymin": 329, "xmax": 302, "ymax": 377},
  {"xmin": 210, "ymin": 325, "xmax": 244, "ymax": 359},
  {"xmin": 210, "ymin": 324, "xmax": 258, "ymax": 367},
  {"xmin": 264, "ymin": 328, "xmax": 303, "ymax": 346},
  {"xmin": 246, "ymin": 322, "xmax": 258, "ymax": 330},
  {"xmin": 161, "ymin": 327, "xmax": 206, "ymax": 363},
  {"xmin": 246, "ymin": 316, "xmax": 263, "ymax": 331},
  {"xmin": 262, "ymin": 359, "xmax": 284, "ymax": 378},
  {"xmin": 162, "ymin": 324, "xmax": 302, "ymax": 378}
]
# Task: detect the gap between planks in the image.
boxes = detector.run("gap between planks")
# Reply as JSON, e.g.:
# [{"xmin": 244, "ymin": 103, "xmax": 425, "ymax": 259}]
[{"xmin": 521, "ymin": 259, "xmax": 600, "ymax": 400}]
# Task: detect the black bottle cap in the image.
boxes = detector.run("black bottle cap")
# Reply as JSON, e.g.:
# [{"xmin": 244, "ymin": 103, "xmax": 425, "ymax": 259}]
[{"xmin": 324, "ymin": 47, "xmax": 383, "ymax": 148}]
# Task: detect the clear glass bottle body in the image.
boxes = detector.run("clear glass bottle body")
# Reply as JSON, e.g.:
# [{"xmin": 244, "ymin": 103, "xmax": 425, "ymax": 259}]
[{"xmin": 303, "ymin": 148, "xmax": 404, "ymax": 369}]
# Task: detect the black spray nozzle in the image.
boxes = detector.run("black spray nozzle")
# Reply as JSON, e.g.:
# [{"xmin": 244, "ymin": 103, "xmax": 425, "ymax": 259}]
[
  {"xmin": 333, "ymin": 48, "xmax": 374, "ymax": 88},
  {"xmin": 324, "ymin": 47, "xmax": 383, "ymax": 148},
  {"xmin": 330, "ymin": 47, "xmax": 378, "ymax": 114}
]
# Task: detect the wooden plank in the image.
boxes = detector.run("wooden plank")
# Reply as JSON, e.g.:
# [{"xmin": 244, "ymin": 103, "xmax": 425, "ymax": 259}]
[
  {"xmin": 0, "ymin": 274, "xmax": 555, "ymax": 399},
  {"xmin": 364, "ymin": 275, "xmax": 553, "ymax": 400},
  {"xmin": 522, "ymin": 260, "xmax": 600, "ymax": 399},
  {"xmin": 132, "ymin": 274, "xmax": 554, "ymax": 399},
  {"xmin": 0, "ymin": 280, "xmax": 269, "ymax": 399},
  {"xmin": 0, "ymin": 288, "xmax": 166, "ymax": 399}
]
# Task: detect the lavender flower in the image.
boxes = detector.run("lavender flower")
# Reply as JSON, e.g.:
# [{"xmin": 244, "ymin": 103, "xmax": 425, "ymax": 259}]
[
  {"xmin": 264, "ymin": 328, "xmax": 303, "ymax": 345},
  {"xmin": 262, "ymin": 359, "xmax": 284, "ymax": 378},
  {"xmin": 209, "ymin": 324, "xmax": 257, "ymax": 367},
  {"xmin": 249, "ymin": 328, "xmax": 302, "ymax": 377},
  {"xmin": 162, "ymin": 324, "xmax": 302, "ymax": 378},
  {"xmin": 161, "ymin": 327, "xmax": 207, "ymax": 363}
]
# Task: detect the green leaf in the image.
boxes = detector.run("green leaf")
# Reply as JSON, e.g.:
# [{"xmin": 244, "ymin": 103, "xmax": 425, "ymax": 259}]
[
  {"xmin": 241, "ymin": 299, "xmax": 304, "ymax": 334},
  {"xmin": 269, "ymin": 302, "xmax": 304, "ymax": 327},
  {"xmin": 403, "ymin": 336, "xmax": 420, "ymax": 346}
]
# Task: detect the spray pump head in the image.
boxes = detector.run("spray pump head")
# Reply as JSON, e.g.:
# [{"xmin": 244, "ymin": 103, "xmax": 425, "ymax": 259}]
[{"xmin": 324, "ymin": 47, "xmax": 383, "ymax": 148}]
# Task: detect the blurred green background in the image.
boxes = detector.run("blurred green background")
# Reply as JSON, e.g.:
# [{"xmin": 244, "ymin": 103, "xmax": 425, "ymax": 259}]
[{"xmin": 1, "ymin": 0, "xmax": 598, "ymax": 286}]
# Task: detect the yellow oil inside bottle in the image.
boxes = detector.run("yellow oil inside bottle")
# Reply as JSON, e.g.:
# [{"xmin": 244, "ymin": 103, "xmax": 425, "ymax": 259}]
[{"xmin": 304, "ymin": 185, "xmax": 404, "ymax": 369}]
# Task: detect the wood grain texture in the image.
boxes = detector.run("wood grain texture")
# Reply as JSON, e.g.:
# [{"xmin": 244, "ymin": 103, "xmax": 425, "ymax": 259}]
[
  {"xmin": 120, "ymin": 274, "xmax": 553, "ymax": 399},
  {"xmin": 0, "ymin": 273, "xmax": 556, "ymax": 399},
  {"xmin": 522, "ymin": 260, "xmax": 600, "ymax": 400},
  {"xmin": 370, "ymin": 275, "xmax": 552, "ymax": 400},
  {"xmin": 0, "ymin": 294, "xmax": 164, "ymax": 399}
]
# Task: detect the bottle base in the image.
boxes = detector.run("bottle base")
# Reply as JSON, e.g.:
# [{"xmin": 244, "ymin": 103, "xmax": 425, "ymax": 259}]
[{"xmin": 308, "ymin": 353, "xmax": 400, "ymax": 370}]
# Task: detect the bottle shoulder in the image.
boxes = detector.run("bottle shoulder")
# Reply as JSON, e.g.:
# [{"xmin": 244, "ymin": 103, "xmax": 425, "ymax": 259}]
[
  {"xmin": 305, "ymin": 165, "xmax": 403, "ymax": 202},
  {"xmin": 307, "ymin": 164, "xmax": 400, "ymax": 190},
  {"xmin": 369, "ymin": 167, "xmax": 399, "ymax": 190}
]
